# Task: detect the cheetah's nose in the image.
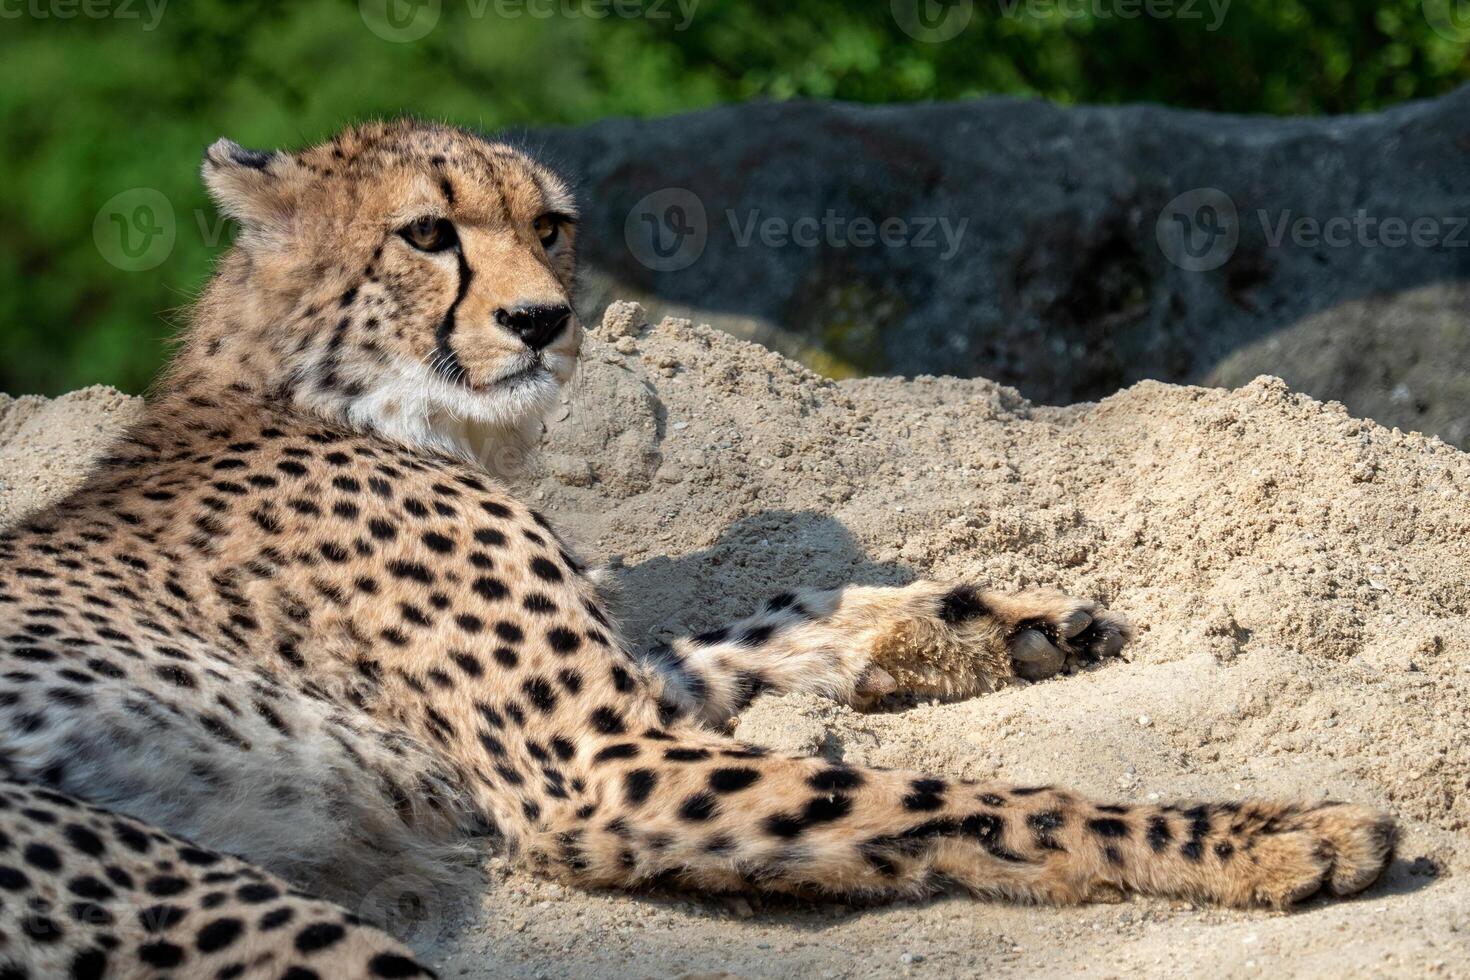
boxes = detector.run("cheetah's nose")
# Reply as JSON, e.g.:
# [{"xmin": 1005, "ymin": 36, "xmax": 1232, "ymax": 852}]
[{"xmin": 495, "ymin": 303, "xmax": 571, "ymax": 352}]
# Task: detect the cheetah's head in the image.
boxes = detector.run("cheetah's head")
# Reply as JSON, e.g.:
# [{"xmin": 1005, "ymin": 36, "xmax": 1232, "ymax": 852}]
[{"xmin": 175, "ymin": 119, "xmax": 581, "ymax": 468}]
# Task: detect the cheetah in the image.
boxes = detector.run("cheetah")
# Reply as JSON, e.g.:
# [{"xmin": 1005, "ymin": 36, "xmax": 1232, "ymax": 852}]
[{"xmin": 0, "ymin": 120, "xmax": 1397, "ymax": 977}]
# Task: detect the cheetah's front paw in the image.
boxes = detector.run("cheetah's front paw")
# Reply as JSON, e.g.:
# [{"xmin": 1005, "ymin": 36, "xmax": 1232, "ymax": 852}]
[{"xmin": 985, "ymin": 588, "xmax": 1132, "ymax": 681}]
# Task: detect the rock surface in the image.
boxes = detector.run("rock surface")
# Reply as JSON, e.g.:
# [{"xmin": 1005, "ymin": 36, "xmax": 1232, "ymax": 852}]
[
  {"xmin": 531, "ymin": 89, "xmax": 1470, "ymax": 446},
  {"xmin": 1, "ymin": 307, "xmax": 1466, "ymax": 977}
]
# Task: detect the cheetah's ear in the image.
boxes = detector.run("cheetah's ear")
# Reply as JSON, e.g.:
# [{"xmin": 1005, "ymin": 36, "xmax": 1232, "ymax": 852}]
[{"xmin": 202, "ymin": 138, "xmax": 308, "ymax": 234}]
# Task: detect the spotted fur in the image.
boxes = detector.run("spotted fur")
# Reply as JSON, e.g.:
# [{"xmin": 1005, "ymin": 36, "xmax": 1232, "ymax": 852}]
[{"xmin": 0, "ymin": 121, "xmax": 1396, "ymax": 976}]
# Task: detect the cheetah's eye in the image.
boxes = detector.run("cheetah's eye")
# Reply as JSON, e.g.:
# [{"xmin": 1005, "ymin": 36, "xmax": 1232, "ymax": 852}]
[
  {"xmin": 399, "ymin": 216, "xmax": 457, "ymax": 253},
  {"xmin": 533, "ymin": 212, "xmax": 571, "ymax": 250}
]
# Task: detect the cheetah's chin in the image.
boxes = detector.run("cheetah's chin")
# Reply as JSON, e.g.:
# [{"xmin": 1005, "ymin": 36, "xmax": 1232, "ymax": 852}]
[{"xmin": 342, "ymin": 356, "xmax": 566, "ymax": 471}]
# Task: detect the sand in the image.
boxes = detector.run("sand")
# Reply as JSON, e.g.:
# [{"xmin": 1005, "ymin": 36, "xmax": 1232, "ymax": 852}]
[{"xmin": 1, "ymin": 303, "xmax": 1465, "ymax": 978}]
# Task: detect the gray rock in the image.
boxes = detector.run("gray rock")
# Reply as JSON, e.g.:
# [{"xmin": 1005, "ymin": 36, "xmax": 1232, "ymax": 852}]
[{"xmin": 526, "ymin": 90, "xmax": 1470, "ymax": 443}]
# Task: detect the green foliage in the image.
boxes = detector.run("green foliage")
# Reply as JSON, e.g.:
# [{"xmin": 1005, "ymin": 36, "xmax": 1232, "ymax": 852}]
[{"xmin": 0, "ymin": 0, "xmax": 1464, "ymax": 394}]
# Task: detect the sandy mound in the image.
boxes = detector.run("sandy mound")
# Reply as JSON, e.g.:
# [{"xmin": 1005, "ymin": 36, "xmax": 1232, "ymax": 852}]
[{"xmin": 1, "ymin": 306, "xmax": 1464, "ymax": 978}]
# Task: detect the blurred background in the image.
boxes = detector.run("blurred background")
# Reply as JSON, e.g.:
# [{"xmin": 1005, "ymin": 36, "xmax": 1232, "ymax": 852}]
[{"xmin": 1, "ymin": 0, "xmax": 1468, "ymax": 443}]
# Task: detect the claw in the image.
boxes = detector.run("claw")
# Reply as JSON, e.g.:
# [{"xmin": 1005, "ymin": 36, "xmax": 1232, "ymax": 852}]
[
  {"xmin": 1073, "ymin": 614, "xmax": 1131, "ymax": 659},
  {"xmin": 1056, "ymin": 607, "xmax": 1094, "ymax": 639},
  {"xmin": 856, "ymin": 665, "xmax": 897, "ymax": 697},
  {"xmin": 1011, "ymin": 629, "xmax": 1066, "ymax": 680}
]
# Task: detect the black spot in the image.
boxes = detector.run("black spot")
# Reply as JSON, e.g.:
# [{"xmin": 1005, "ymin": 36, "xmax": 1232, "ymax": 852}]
[
  {"xmin": 522, "ymin": 593, "xmax": 557, "ymax": 615},
  {"xmin": 369, "ymin": 952, "xmax": 429, "ymax": 978},
  {"xmin": 738, "ymin": 624, "xmax": 775, "ymax": 646},
  {"xmin": 522, "ymin": 678, "xmax": 557, "ymax": 713},
  {"xmin": 529, "ymin": 557, "xmax": 563, "ymax": 582},
  {"xmin": 1027, "ymin": 809, "xmax": 1067, "ymax": 851},
  {"xmin": 542, "ymin": 628, "xmax": 581, "ymax": 657},
  {"xmin": 259, "ymin": 907, "xmax": 295, "ymax": 931},
  {"xmin": 665, "ymin": 747, "xmax": 710, "ymax": 762},
  {"xmin": 422, "ymin": 532, "xmax": 455, "ymax": 554},
  {"xmin": 197, "ymin": 917, "xmax": 244, "ymax": 952},
  {"xmin": 138, "ymin": 903, "xmax": 188, "ymax": 932},
  {"xmin": 939, "ymin": 585, "xmax": 989, "ymax": 623},
  {"xmin": 451, "ymin": 651, "xmax": 483, "ymax": 676},
  {"xmin": 678, "ymin": 792, "xmax": 718, "ymax": 821},
  {"xmin": 590, "ymin": 707, "xmax": 625, "ymax": 734},
  {"xmin": 154, "ymin": 665, "xmax": 196, "ymax": 689},
  {"xmin": 138, "ymin": 940, "xmax": 185, "ymax": 968},
  {"xmin": 594, "ymin": 743, "xmax": 638, "ymax": 763},
  {"xmin": 765, "ymin": 794, "xmax": 853, "ymax": 838},
  {"xmin": 708, "ymin": 768, "xmax": 762, "ymax": 793},
  {"xmin": 145, "ymin": 874, "xmax": 190, "ymax": 897},
  {"xmin": 624, "ymin": 769, "xmax": 657, "ymax": 806},
  {"xmin": 70, "ymin": 948, "xmax": 109, "ymax": 980},
  {"xmin": 63, "ymin": 825, "xmax": 105, "ymax": 857},
  {"xmin": 1087, "ymin": 818, "xmax": 1130, "ymax": 839},
  {"xmin": 1028, "ymin": 809, "xmax": 1065, "ymax": 831},
  {"xmin": 1146, "ymin": 816, "xmax": 1172, "ymax": 851},
  {"xmin": 479, "ymin": 732, "xmax": 506, "ymax": 758},
  {"xmin": 67, "ymin": 876, "xmax": 114, "ymax": 901},
  {"xmin": 24, "ymin": 842, "xmax": 62, "ymax": 871},
  {"xmin": 808, "ymin": 767, "xmax": 864, "ymax": 792},
  {"xmin": 902, "ymin": 783, "xmax": 946, "ymax": 812},
  {"xmin": 472, "ymin": 577, "xmax": 509, "ymax": 601},
  {"xmin": 388, "ymin": 560, "xmax": 433, "ymax": 585},
  {"xmin": 237, "ymin": 883, "xmax": 280, "ymax": 903},
  {"xmin": 295, "ymin": 921, "xmax": 347, "ymax": 953}
]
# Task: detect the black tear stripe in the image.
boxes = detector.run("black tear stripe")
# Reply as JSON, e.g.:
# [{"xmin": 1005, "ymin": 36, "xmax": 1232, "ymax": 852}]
[{"xmin": 434, "ymin": 249, "xmax": 473, "ymax": 384}]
